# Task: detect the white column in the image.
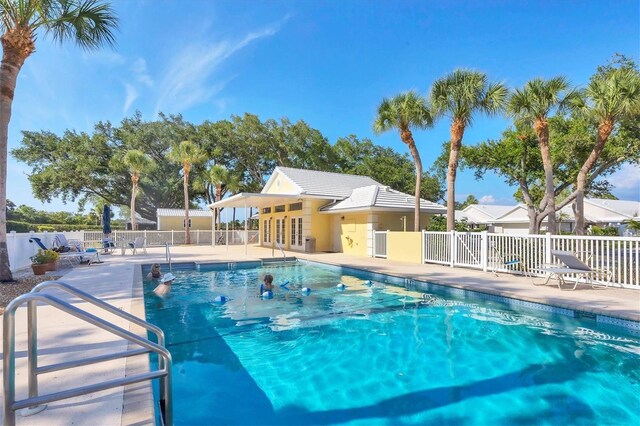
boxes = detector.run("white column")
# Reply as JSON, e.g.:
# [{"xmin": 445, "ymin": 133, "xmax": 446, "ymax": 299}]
[
  {"xmin": 481, "ymin": 231, "xmax": 488, "ymax": 272},
  {"xmin": 244, "ymin": 201, "xmax": 248, "ymax": 255}
]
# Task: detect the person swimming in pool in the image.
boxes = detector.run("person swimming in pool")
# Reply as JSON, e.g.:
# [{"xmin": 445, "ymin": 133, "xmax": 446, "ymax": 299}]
[
  {"xmin": 154, "ymin": 273, "xmax": 175, "ymax": 297},
  {"xmin": 259, "ymin": 274, "xmax": 274, "ymax": 295},
  {"xmin": 147, "ymin": 263, "xmax": 162, "ymax": 279}
]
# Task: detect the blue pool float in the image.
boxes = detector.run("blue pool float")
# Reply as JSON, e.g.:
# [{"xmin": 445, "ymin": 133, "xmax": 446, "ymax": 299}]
[
  {"xmin": 301, "ymin": 287, "xmax": 311, "ymax": 295},
  {"xmin": 214, "ymin": 295, "xmax": 227, "ymax": 304},
  {"xmin": 337, "ymin": 283, "xmax": 347, "ymax": 291},
  {"xmin": 364, "ymin": 280, "xmax": 372, "ymax": 286},
  {"xmin": 262, "ymin": 291, "xmax": 273, "ymax": 299},
  {"xmin": 280, "ymin": 280, "xmax": 290, "ymax": 288}
]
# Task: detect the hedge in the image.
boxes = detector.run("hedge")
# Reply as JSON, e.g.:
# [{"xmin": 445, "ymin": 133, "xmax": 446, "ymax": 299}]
[{"xmin": 7, "ymin": 221, "xmax": 124, "ymax": 232}]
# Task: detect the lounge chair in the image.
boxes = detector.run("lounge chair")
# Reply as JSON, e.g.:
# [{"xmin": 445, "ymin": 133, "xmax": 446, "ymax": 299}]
[
  {"xmin": 125, "ymin": 236, "xmax": 147, "ymax": 255},
  {"xmin": 54, "ymin": 233, "xmax": 84, "ymax": 251},
  {"xmin": 30, "ymin": 237, "xmax": 100, "ymax": 267},
  {"xmin": 490, "ymin": 244, "xmax": 523, "ymax": 277},
  {"xmin": 532, "ymin": 250, "xmax": 611, "ymax": 291}
]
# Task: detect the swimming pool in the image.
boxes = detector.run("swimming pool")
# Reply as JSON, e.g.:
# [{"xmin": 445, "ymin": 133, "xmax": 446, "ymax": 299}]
[{"xmin": 143, "ymin": 261, "xmax": 640, "ymax": 425}]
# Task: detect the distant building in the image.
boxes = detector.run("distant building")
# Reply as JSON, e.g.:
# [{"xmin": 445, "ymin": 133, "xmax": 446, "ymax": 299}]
[
  {"xmin": 156, "ymin": 209, "xmax": 214, "ymax": 231},
  {"xmin": 455, "ymin": 199, "xmax": 640, "ymax": 235},
  {"xmin": 126, "ymin": 213, "xmax": 156, "ymax": 230}
]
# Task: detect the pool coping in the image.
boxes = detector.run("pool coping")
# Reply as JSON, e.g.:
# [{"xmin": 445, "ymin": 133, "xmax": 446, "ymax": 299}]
[{"xmin": 121, "ymin": 264, "xmax": 155, "ymax": 426}]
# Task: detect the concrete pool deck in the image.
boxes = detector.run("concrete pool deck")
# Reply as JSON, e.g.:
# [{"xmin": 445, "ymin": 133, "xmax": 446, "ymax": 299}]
[{"xmin": 1, "ymin": 244, "xmax": 638, "ymax": 425}]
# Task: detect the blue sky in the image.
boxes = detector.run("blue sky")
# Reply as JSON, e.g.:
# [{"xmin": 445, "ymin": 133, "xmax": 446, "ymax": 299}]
[{"xmin": 6, "ymin": 0, "xmax": 640, "ymax": 213}]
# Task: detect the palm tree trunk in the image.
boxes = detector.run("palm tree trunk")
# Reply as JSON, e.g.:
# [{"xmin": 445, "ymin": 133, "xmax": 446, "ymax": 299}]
[
  {"xmin": 447, "ymin": 120, "xmax": 465, "ymax": 232},
  {"xmin": 0, "ymin": 41, "xmax": 30, "ymax": 281},
  {"xmin": 535, "ymin": 120, "xmax": 556, "ymax": 234},
  {"xmin": 130, "ymin": 175, "xmax": 138, "ymax": 231},
  {"xmin": 401, "ymin": 129, "xmax": 422, "ymax": 231},
  {"xmin": 184, "ymin": 169, "xmax": 191, "ymax": 244},
  {"xmin": 575, "ymin": 120, "xmax": 613, "ymax": 235}
]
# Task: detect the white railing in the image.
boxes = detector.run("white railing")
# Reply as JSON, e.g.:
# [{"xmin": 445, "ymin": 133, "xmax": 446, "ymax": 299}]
[
  {"xmin": 7, "ymin": 229, "xmax": 260, "ymax": 272},
  {"xmin": 423, "ymin": 231, "xmax": 640, "ymax": 289},
  {"xmin": 373, "ymin": 231, "xmax": 388, "ymax": 258}
]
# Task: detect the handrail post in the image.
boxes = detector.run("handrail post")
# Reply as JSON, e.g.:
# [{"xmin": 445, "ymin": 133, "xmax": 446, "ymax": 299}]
[{"xmin": 4, "ymin": 299, "xmax": 17, "ymax": 426}]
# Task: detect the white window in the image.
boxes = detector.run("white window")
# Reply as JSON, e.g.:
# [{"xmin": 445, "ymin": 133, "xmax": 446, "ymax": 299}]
[{"xmin": 275, "ymin": 218, "xmax": 286, "ymax": 245}]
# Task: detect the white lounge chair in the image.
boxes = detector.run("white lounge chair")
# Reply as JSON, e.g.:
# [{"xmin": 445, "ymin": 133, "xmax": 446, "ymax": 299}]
[{"xmin": 532, "ymin": 250, "xmax": 611, "ymax": 291}]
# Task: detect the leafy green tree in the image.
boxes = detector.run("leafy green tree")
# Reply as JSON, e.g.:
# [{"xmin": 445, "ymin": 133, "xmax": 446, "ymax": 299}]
[
  {"xmin": 12, "ymin": 114, "xmax": 189, "ymax": 219},
  {"xmin": 573, "ymin": 59, "xmax": 640, "ymax": 234},
  {"xmin": 374, "ymin": 91, "xmax": 433, "ymax": 231},
  {"xmin": 169, "ymin": 140, "xmax": 205, "ymax": 244},
  {"xmin": 453, "ymin": 113, "xmax": 638, "ymax": 233},
  {"xmin": 430, "ymin": 69, "xmax": 507, "ymax": 231},
  {"xmin": 334, "ymin": 135, "xmax": 444, "ymax": 202},
  {"xmin": 123, "ymin": 150, "xmax": 155, "ymax": 230},
  {"xmin": 0, "ymin": 0, "xmax": 117, "ymax": 281},
  {"xmin": 508, "ymin": 77, "xmax": 579, "ymax": 234}
]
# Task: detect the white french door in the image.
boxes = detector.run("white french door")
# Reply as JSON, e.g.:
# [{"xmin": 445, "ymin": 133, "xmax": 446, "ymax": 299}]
[
  {"xmin": 275, "ymin": 218, "xmax": 286, "ymax": 245},
  {"xmin": 290, "ymin": 217, "xmax": 303, "ymax": 250}
]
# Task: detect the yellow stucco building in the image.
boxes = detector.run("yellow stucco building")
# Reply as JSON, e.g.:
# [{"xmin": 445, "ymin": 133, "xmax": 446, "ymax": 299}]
[{"xmin": 209, "ymin": 167, "xmax": 445, "ymax": 258}]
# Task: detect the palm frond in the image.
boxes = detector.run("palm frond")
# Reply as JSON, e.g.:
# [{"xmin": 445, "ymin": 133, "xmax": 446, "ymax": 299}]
[
  {"xmin": 373, "ymin": 91, "xmax": 432, "ymax": 135},
  {"xmin": 45, "ymin": 0, "xmax": 118, "ymax": 50}
]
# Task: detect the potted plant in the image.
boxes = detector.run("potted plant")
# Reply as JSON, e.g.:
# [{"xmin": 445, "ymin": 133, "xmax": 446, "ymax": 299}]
[{"xmin": 30, "ymin": 249, "xmax": 60, "ymax": 275}]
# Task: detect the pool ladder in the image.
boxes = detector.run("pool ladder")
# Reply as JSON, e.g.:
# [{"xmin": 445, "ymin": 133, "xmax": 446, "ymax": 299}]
[
  {"xmin": 2, "ymin": 281, "xmax": 173, "ymax": 426},
  {"xmin": 165, "ymin": 241, "xmax": 172, "ymax": 271}
]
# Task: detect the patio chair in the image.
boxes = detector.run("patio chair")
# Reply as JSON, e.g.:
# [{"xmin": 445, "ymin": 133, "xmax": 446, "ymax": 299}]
[
  {"xmin": 531, "ymin": 250, "xmax": 612, "ymax": 291},
  {"xmin": 125, "ymin": 236, "xmax": 147, "ymax": 255},
  {"xmin": 102, "ymin": 238, "xmax": 117, "ymax": 254}
]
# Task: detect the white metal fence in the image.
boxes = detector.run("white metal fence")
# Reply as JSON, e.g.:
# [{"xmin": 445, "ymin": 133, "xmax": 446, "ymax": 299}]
[
  {"xmin": 373, "ymin": 231, "xmax": 388, "ymax": 258},
  {"xmin": 423, "ymin": 231, "xmax": 640, "ymax": 289},
  {"xmin": 7, "ymin": 229, "xmax": 260, "ymax": 272},
  {"xmin": 83, "ymin": 230, "xmax": 259, "ymax": 247}
]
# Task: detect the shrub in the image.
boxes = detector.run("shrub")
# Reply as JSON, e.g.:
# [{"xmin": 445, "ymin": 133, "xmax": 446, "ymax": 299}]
[
  {"xmin": 30, "ymin": 249, "xmax": 60, "ymax": 265},
  {"xmin": 7, "ymin": 220, "xmax": 33, "ymax": 232}
]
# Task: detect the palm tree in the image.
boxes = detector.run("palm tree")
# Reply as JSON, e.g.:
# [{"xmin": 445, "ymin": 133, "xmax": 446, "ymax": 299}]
[
  {"xmin": 430, "ymin": 69, "xmax": 508, "ymax": 231},
  {"xmin": 574, "ymin": 68, "xmax": 640, "ymax": 234},
  {"xmin": 209, "ymin": 165, "xmax": 228, "ymax": 231},
  {"xmin": 123, "ymin": 150, "xmax": 155, "ymax": 231},
  {"xmin": 0, "ymin": 0, "xmax": 117, "ymax": 282},
  {"xmin": 508, "ymin": 77, "xmax": 578, "ymax": 234},
  {"xmin": 373, "ymin": 91, "xmax": 432, "ymax": 231},
  {"xmin": 169, "ymin": 140, "xmax": 205, "ymax": 244}
]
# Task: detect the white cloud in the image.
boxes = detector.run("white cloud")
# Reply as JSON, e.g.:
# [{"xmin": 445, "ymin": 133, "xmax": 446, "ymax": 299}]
[
  {"xmin": 123, "ymin": 83, "xmax": 139, "ymax": 114},
  {"xmin": 479, "ymin": 195, "xmax": 496, "ymax": 204},
  {"xmin": 131, "ymin": 58, "xmax": 154, "ymax": 87},
  {"xmin": 155, "ymin": 19, "xmax": 285, "ymax": 114},
  {"xmin": 609, "ymin": 163, "xmax": 640, "ymax": 200}
]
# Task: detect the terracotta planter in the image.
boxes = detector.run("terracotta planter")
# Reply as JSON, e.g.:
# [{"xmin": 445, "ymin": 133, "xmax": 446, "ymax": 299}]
[
  {"xmin": 31, "ymin": 264, "xmax": 49, "ymax": 276},
  {"xmin": 47, "ymin": 262, "xmax": 59, "ymax": 271}
]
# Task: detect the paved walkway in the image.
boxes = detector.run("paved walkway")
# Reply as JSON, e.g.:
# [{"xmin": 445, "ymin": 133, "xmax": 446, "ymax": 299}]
[{"xmin": 0, "ymin": 244, "xmax": 638, "ymax": 425}]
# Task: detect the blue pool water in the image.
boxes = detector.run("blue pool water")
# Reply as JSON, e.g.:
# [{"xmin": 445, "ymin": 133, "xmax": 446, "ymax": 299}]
[{"xmin": 143, "ymin": 261, "xmax": 640, "ymax": 425}]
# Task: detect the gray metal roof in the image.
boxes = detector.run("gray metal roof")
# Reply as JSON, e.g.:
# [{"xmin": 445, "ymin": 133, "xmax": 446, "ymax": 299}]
[
  {"xmin": 156, "ymin": 209, "xmax": 213, "ymax": 217},
  {"xmin": 274, "ymin": 167, "xmax": 381, "ymax": 198},
  {"xmin": 320, "ymin": 185, "xmax": 445, "ymax": 213}
]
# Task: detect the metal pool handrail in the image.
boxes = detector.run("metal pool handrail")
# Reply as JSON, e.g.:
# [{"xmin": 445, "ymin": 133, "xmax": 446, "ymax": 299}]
[
  {"xmin": 2, "ymin": 283, "xmax": 173, "ymax": 426},
  {"xmin": 166, "ymin": 241, "xmax": 172, "ymax": 271}
]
